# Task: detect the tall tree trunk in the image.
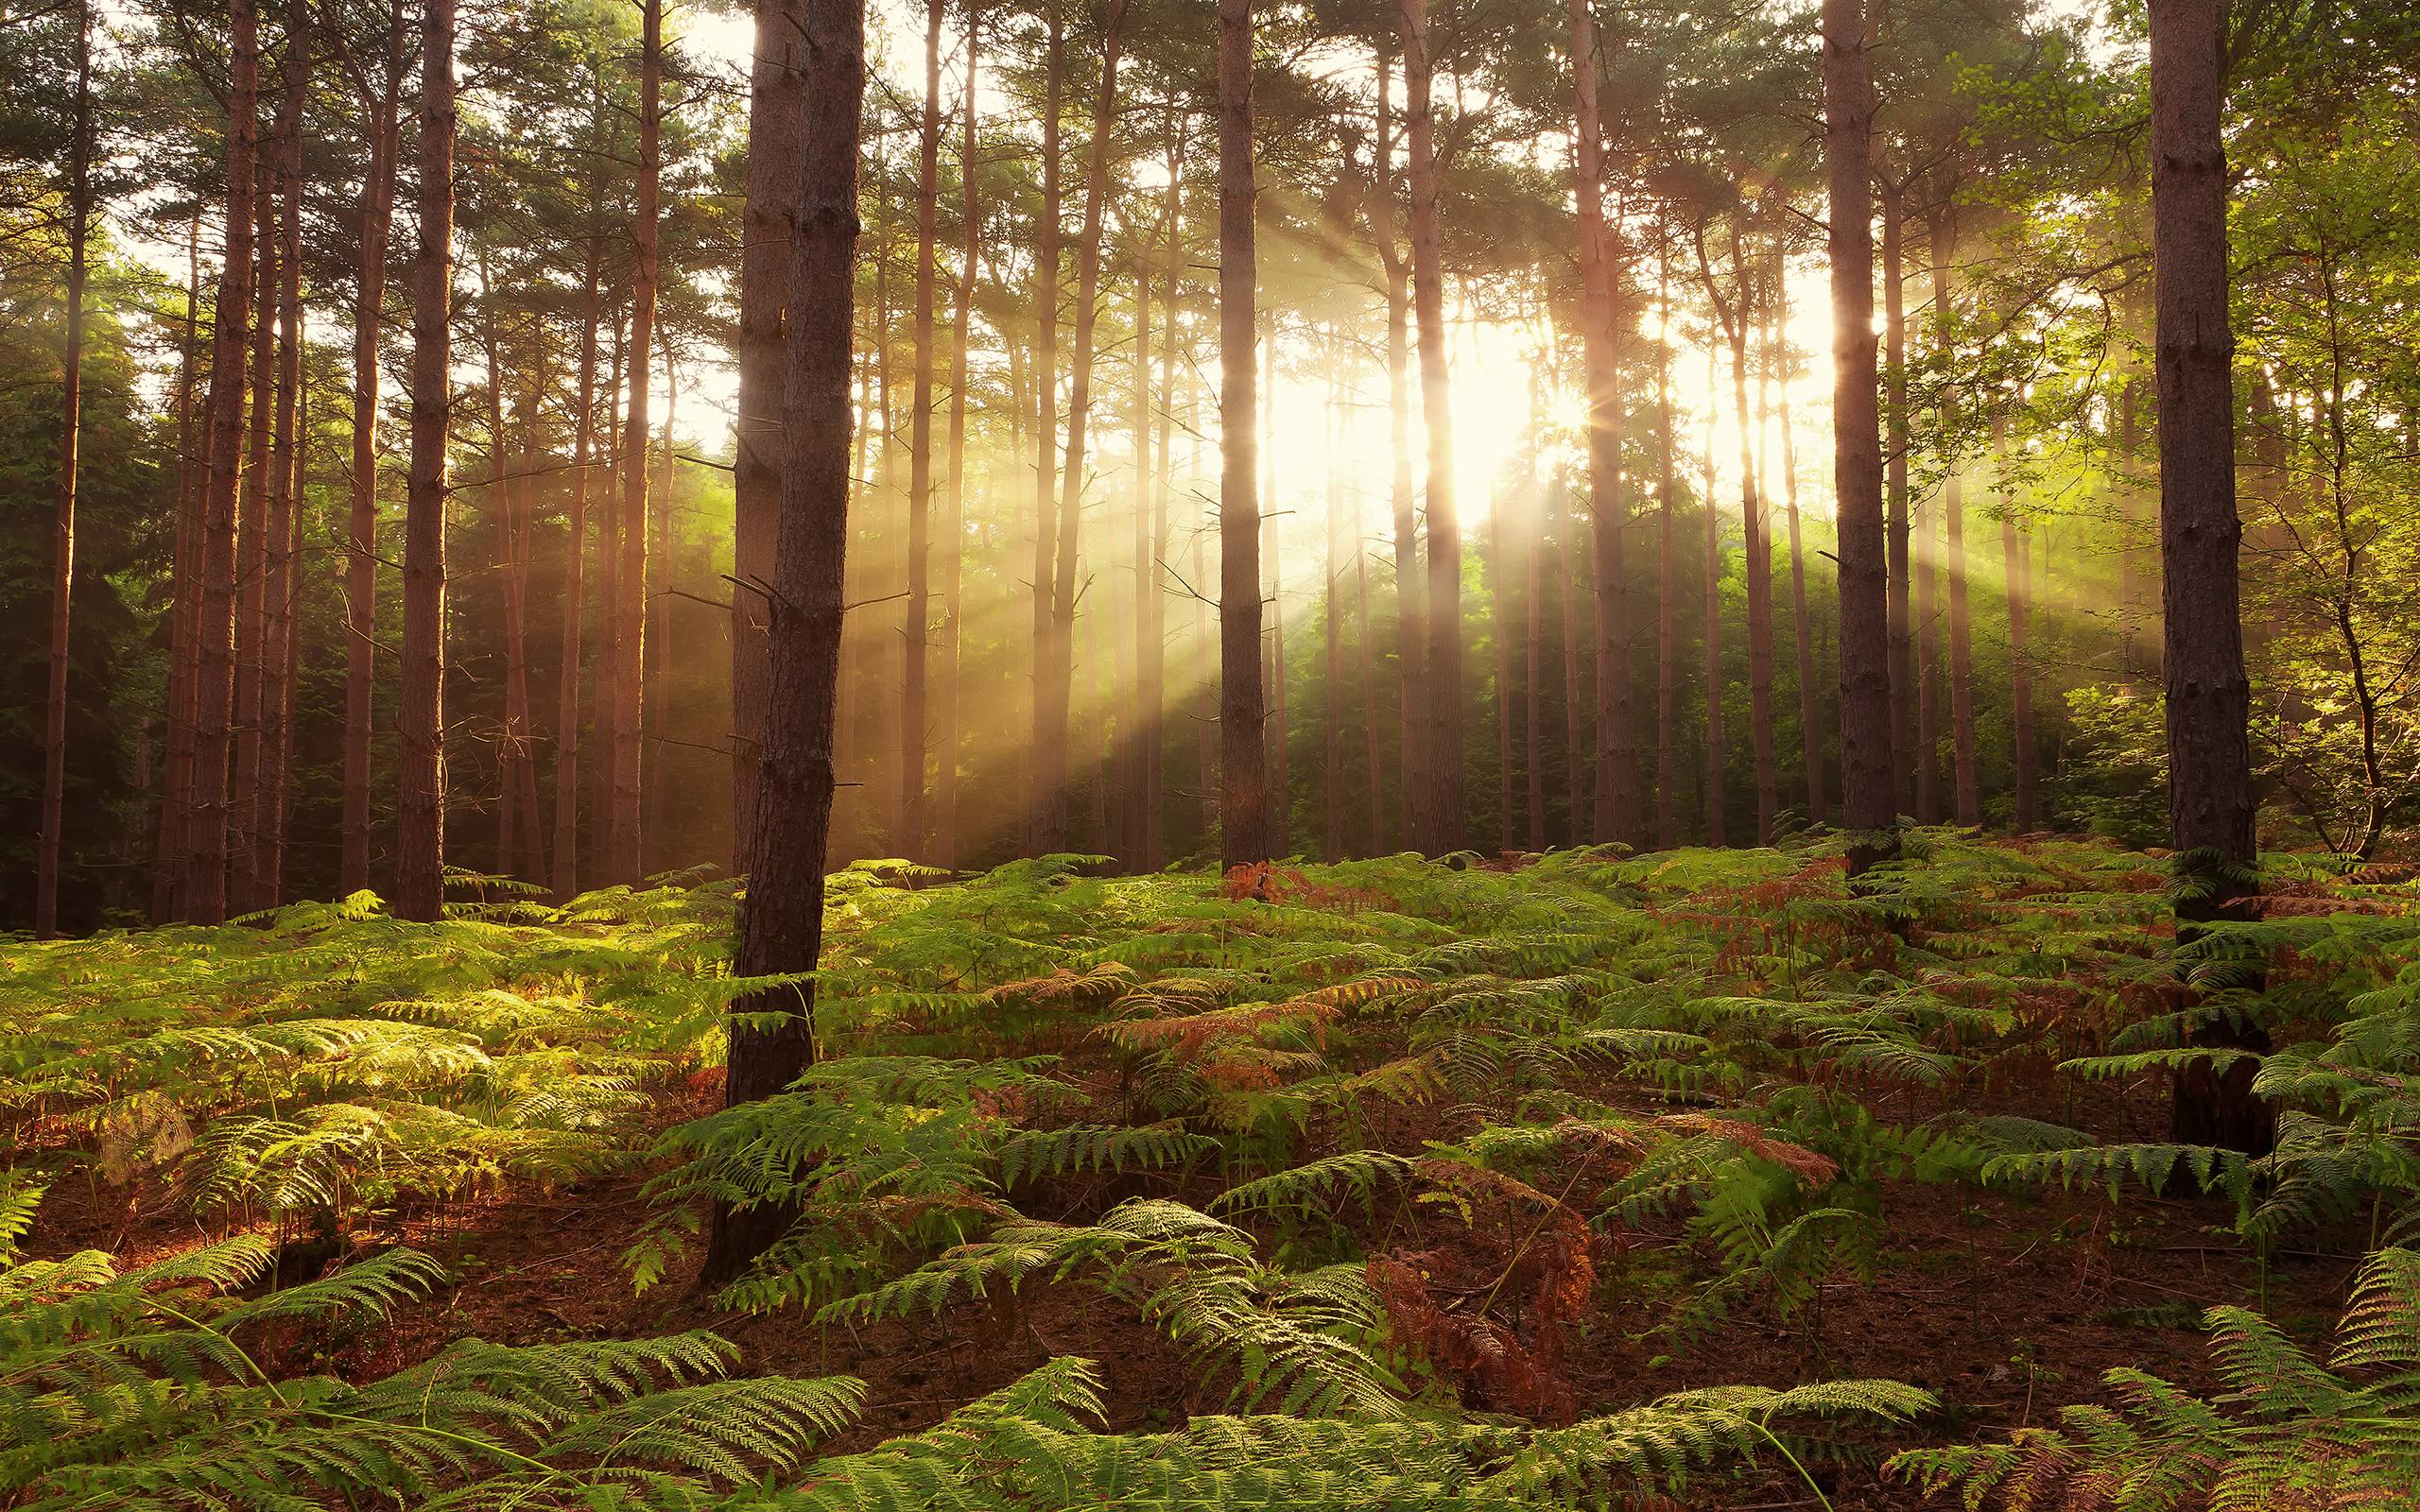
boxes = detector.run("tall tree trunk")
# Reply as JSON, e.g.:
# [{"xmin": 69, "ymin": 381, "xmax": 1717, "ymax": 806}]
[
  {"xmin": 592, "ymin": 306, "xmax": 627, "ymax": 865},
  {"xmin": 1324, "ymin": 350, "xmax": 1345, "ymax": 863},
  {"xmin": 396, "ymin": 0, "xmax": 456, "ymax": 923},
  {"xmin": 553, "ymin": 229, "xmax": 604, "ymax": 902},
  {"xmin": 1216, "ymin": 0, "xmax": 1268, "ymax": 869},
  {"xmin": 1523, "ymin": 383, "xmax": 1546, "ymax": 852},
  {"xmin": 1375, "ymin": 58, "xmax": 1421, "ymax": 854},
  {"xmin": 1824, "ymin": 0, "xmax": 1895, "ymax": 878},
  {"xmin": 1701, "ymin": 345, "xmax": 1726, "ymax": 847},
  {"xmin": 1715, "ymin": 228, "xmax": 1775, "ymax": 844},
  {"xmin": 1569, "ymin": 0, "xmax": 1635, "ymax": 848},
  {"xmin": 1880, "ymin": 176, "xmax": 1913, "ymax": 818},
  {"xmin": 2149, "ymin": 0, "xmax": 2264, "ymax": 1152},
  {"xmin": 2118, "ymin": 379, "xmax": 2142, "ymax": 686},
  {"xmin": 1358, "ymin": 480, "xmax": 1387, "ymax": 856},
  {"xmin": 233, "ymin": 160, "xmax": 276, "ymax": 914},
  {"xmin": 609, "ymin": 0, "xmax": 663, "ymax": 885},
  {"xmin": 936, "ymin": 9, "xmax": 978, "ymax": 870},
  {"xmin": 1134, "ymin": 249, "xmax": 1157, "ymax": 866},
  {"xmin": 1042, "ymin": 0, "xmax": 1128, "ymax": 857},
  {"xmin": 507, "ymin": 351, "xmax": 545, "ymax": 879},
  {"xmin": 1931, "ymin": 213, "xmax": 1979, "ymax": 826},
  {"xmin": 1560, "ymin": 480, "xmax": 1585, "ymax": 844},
  {"xmin": 343, "ymin": 20, "xmax": 402, "ymax": 899},
  {"xmin": 1402, "ymin": 0, "xmax": 1461, "ymax": 853},
  {"xmin": 732, "ymin": 0, "xmax": 804, "ymax": 873},
  {"xmin": 156, "ymin": 216, "xmax": 204, "ymax": 924},
  {"xmin": 1260, "ymin": 317, "xmax": 1286, "ymax": 851},
  {"xmin": 899, "ymin": 0, "xmax": 943, "ymax": 862},
  {"xmin": 700, "ymin": 0, "xmax": 864, "ymax": 1288},
  {"xmin": 2000, "ymin": 443, "xmax": 2036, "ymax": 832},
  {"xmin": 1653, "ymin": 246, "xmax": 1680, "ymax": 850},
  {"xmin": 255, "ymin": 0, "xmax": 307, "ymax": 907},
  {"xmin": 1027, "ymin": 4, "xmax": 1066, "ymax": 853},
  {"xmin": 34, "ymin": 0, "xmax": 92, "ymax": 938},
  {"xmin": 189, "ymin": 0, "xmax": 262, "ymax": 925},
  {"xmin": 1147, "ymin": 159, "xmax": 1180, "ymax": 868},
  {"xmin": 1774, "ymin": 288, "xmax": 1825, "ymax": 825},
  {"xmin": 642, "ymin": 367, "xmax": 677, "ymax": 868}
]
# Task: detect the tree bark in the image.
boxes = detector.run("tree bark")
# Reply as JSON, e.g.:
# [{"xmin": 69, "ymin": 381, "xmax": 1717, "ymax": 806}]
[
  {"xmin": 1560, "ymin": 480, "xmax": 1585, "ymax": 846},
  {"xmin": 34, "ymin": 0, "xmax": 93, "ymax": 938},
  {"xmin": 1374, "ymin": 58, "xmax": 1421, "ymax": 854},
  {"xmin": 733, "ymin": 0, "xmax": 805, "ymax": 874},
  {"xmin": 608, "ymin": 0, "xmax": 663, "ymax": 886},
  {"xmin": 1216, "ymin": 0, "xmax": 1268, "ymax": 870},
  {"xmin": 1653, "ymin": 246, "xmax": 1680, "ymax": 850},
  {"xmin": 1880, "ymin": 177, "xmax": 1914, "ymax": 819},
  {"xmin": 553, "ymin": 209, "xmax": 603, "ymax": 901},
  {"xmin": 1027, "ymin": 5, "xmax": 1066, "ymax": 854},
  {"xmin": 396, "ymin": 0, "xmax": 456, "ymax": 923},
  {"xmin": 2000, "ymin": 435, "xmax": 2037, "ymax": 832},
  {"xmin": 700, "ymin": 0, "xmax": 864, "ymax": 1287},
  {"xmin": 1824, "ymin": 0, "xmax": 1896, "ymax": 878},
  {"xmin": 156, "ymin": 216, "xmax": 204, "ymax": 925},
  {"xmin": 254, "ymin": 0, "xmax": 307, "ymax": 908},
  {"xmin": 899, "ymin": 0, "xmax": 943, "ymax": 862},
  {"xmin": 2149, "ymin": 0, "xmax": 2265, "ymax": 1152},
  {"xmin": 343, "ymin": 12, "xmax": 403, "ymax": 899},
  {"xmin": 936, "ymin": 10, "xmax": 978, "ymax": 870},
  {"xmin": 1569, "ymin": 0, "xmax": 1636, "ymax": 849},
  {"xmin": 1773, "ymin": 268, "xmax": 1825, "ymax": 825},
  {"xmin": 1930, "ymin": 212, "xmax": 1979, "ymax": 827},
  {"xmin": 233, "ymin": 155, "xmax": 276, "ymax": 914},
  {"xmin": 1402, "ymin": 0, "xmax": 1461, "ymax": 853},
  {"xmin": 188, "ymin": 0, "xmax": 262, "ymax": 925},
  {"xmin": 1701, "ymin": 345, "xmax": 1726, "ymax": 847}
]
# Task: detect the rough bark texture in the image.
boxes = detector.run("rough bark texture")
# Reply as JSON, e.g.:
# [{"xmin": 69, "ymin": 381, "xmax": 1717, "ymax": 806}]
[
  {"xmin": 1402, "ymin": 0, "xmax": 1462, "ymax": 853},
  {"xmin": 732, "ymin": 0, "xmax": 805, "ymax": 873},
  {"xmin": 1216, "ymin": 0, "xmax": 1269, "ymax": 870},
  {"xmin": 1570, "ymin": 0, "xmax": 1636, "ymax": 849},
  {"xmin": 260, "ymin": 8, "xmax": 306, "ymax": 906},
  {"xmin": 233, "ymin": 168, "xmax": 275, "ymax": 914},
  {"xmin": 35, "ymin": 0, "xmax": 91, "ymax": 938},
  {"xmin": 1881, "ymin": 179, "xmax": 1913, "ymax": 818},
  {"xmin": 1824, "ymin": 0, "xmax": 1897, "ymax": 878},
  {"xmin": 1374, "ymin": 60, "xmax": 1422, "ymax": 855},
  {"xmin": 155, "ymin": 218, "xmax": 203, "ymax": 924},
  {"xmin": 937, "ymin": 13, "xmax": 978, "ymax": 870},
  {"xmin": 1026, "ymin": 7, "xmax": 1066, "ymax": 854},
  {"xmin": 700, "ymin": 0, "xmax": 864, "ymax": 1288},
  {"xmin": 188, "ymin": 0, "xmax": 261, "ymax": 925},
  {"xmin": 552, "ymin": 219, "xmax": 603, "ymax": 901},
  {"xmin": 396, "ymin": 0, "xmax": 455, "ymax": 923},
  {"xmin": 1931, "ymin": 214, "xmax": 1979, "ymax": 827},
  {"xmin": 2149, "ymin": 0, "xmax": 2267, "ymax": 1153}
]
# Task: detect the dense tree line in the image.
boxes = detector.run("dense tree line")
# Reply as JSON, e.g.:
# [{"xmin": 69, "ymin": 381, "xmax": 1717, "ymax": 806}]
[{"xmin": 5, "ymin": 0, "xmax": 2414, "ymax": 1043}]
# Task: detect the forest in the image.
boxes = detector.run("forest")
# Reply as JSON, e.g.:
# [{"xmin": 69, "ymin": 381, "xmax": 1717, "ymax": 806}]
[{"xmin": 6, "ymin": 0, "xmax": 2420, "ymax": 1504}]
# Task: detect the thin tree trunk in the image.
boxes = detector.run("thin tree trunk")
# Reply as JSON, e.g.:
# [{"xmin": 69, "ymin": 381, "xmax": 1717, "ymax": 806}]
[
  {"xmin": 1881, "ymin": 176, "xmax": 1913, "ymax": 818},
  {"xmin": 1324, "ymin": 349, "xmax": 1345, "ymax": 863},
  {"xmin": 1653, "ymin": 245, "xmax": 1680, "ymax": 850},
  {"xmin": 1217, "ymin": 0, "xmax": 1268, "ymax": 869},
  {"xmin": 552, "ymin": 229, "xmax": 604, "ymax": 902},
  {"xmin": 732, "ymin": 0, "xmax": 804, "ymax": 872},
  {"xmin": 1261, "ymin": 316, "xmax": 1286, "ymax": 851},
  {"xmin": 1027, "ymin": 4, "xmax": 1065, "ymax": 853},
  {"xmin": 1358, "ymin": 483, "xmax": 1387, "ymax": 856},
  {"xmin": 1560, "ymin": 480, "xmax": 1585, "ymax": 845},
  {"xmin": 1824, "ymin": 0, "xmax": 1896, "ymax": 878},
  {"xmin": 1403, "ymin": 0, "xmax": 1461, "ymax": 853},
  {"xmin": 343, "ymin": 20, "xmax": 402, "ymax": 898},
  {"xmin": 254, "ymin": 0, "xmax": 306, "ymax": 908},
  {"xmin": 899, "ymin": 0, "xmax": 943, "ymax": 862},
  {"xmin": 700, "ymin": 0, "xmax": 863, "ymax": 1288},
  {"xmin": 396, "ymin": 0, "xmax": 456, "ymax": 923},
  {"xmin": 156, "ymin": 215, "xmax": 204, "ymax": 924},
  {"xmin": 609, "ymin": 0, "xmax": 663, "ymax": 885},
  {"xmin": 1701, "ymin": 344, "xmax": 1726, "ymax": 847},
  {"xmin": 1134, "ymin": 249, "xmax": 1156, "ymax": 866},
  {"xmin": 1773, "ymin": 258, "xmax": 1824, "ymax": 825},
  {"xmin": 505, "ymin": 353, "xmax": 544, "ymax": 880},
  {"xmin": 2000, "ymin": 434, "xmax": 2036, "ymax": 832},
  {"xmin": 1931, "ymin": 213, "xmax": 1979, "ymax": 826},
  {"xmin": 233, "ymin": 158, "xmax": 276, "ymax": 914},
  {"xmin": 1494, "ymin": 474, "xmax": 1513, "ymax": 851},
  {"xmin": 1524, "ymin": 380, "xmax": 1546, "ymax": 852},
  {"xmin": 1569, "ymin": 0, "xmax": 1635, "ymax": 847},
  {"xmin": 592, "ymin": 305, "xmax": 627, "ymax": 865},
  {"xmin": 34, "ymin": 0, "xmax": 93, "ymax": 938},
  {"xmin": 1375, "ymin": 58, "xmax": 1421, "ymax": 853},
  {"xmin": 2149, "ymin": 0, "xmax": 2263, "ymax": 1151},
  {"xmin": 936, "ymin": 9, "xmax": 978, "ymax": 870},
  {"xmin": 1148, "ymin": 156, "xmax": 1179, "ymax": 868},
  {"xmin": 643, "ymin": 366, "xmax": 677, "ymax": 868},
  {"xmin": 188, "ymin": 0, "xmax": 263, "ymax": 925}
]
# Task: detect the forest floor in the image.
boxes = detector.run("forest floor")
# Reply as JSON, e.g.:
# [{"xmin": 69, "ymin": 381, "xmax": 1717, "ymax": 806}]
[{"xmin": 6, "ymin": 835, "xmax": 2400, "ymax": 1507}]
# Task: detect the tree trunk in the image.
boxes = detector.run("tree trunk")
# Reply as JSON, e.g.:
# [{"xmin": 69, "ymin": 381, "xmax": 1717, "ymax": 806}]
[
  {"xmin": 1569, "ymin": 0, "xmax": 1636, "ymax": 849},
  {"xmin": 1027, "ymin": 4, "xmax": 1066, "ymax": 854},
  {"xmin": 1402, "ymin": 0, "xmax": 1461, "ymax": 853},
  {"xmin": 1324, "ymin": 350, "xmax": 1345, "ymax": 863},
  {"xmin": 899, "ymin": 0, "xmax": 943, "ymax": 862},
  {"xmin": 607, "ymin": 0, "xmax": 663, "ymax": 885},
  {"xmin": 1148, "ymin": 163, "xmax": 1180, "ymax": 868},
  {"xmin": 1701, "ymin": 345, "xmax": 1726, "ymax": 847},
  {"xmin": 156, "ymin": 216, "xmax": 204, "ymax": 925},
  {"xmin": 1774, "ymin": 283, "xmax": 1825, "ymax": 825},
  {"xmin": 1880, "ymin": 177, "xmax": 1913, "ymax": 819},
  {"xmin": 1653, "ymin": 248, "xmax": 1680, "ymax": 850},
  {"xmin": 1216, "ymin": 0, "xmax": 1268, "ymax": 870},
  {"xmin": 233, "ymin": 159, "xmax": 276, "ymax": 914},
  {"xmin": 937, "ymin": 9, "xmax": 978, "ymax": 870},
  {"xmin": 1715, "ymin": 228, "xmax": 1775, "ymax": 844},
  {"xmin": 1824, "ymin": 0, "xmax": 1896, "ymax": 878},
  {"xmin": 1560, "ymin": 481, "xmax": 1585, "ymax": 846},
  {"xmin": 1375, "ymin": 58, "xmax": 1421, "ymax": 854},
  {"xmin": 700, "ymin": 0, "xmax": 864, "ymax": 1288},
  {"xmin": 732, "ymin": 0, "xmax": 804, "ymax": 874},
  {"xmin": 1931, "ymin": 213, "xmax": 1979, "ymax": 826},
  {"xmin": 188, "ymin": 0, "xmax": 262, "ymax": 925},
  {"xmin": 642, "ymin": 367, "xmax": 677, "ymax": 869},
  {"xmin": 253, "ymin": 0, "xmax": 307, "ymax": 909},
  {"xmin": 1260, "ymin": 317, "xmax": 1287, "ymax": 852},
  {"xmin": 1523, "ymin": 390, "xmax": 1546, "ymax": 852},
  {"xmin": 2149, "ymin": 0, "xmax": 2265, "ymax": 1153},
  {"xmin": 343, "ymin": 21, "xmax": 402, "ymax": 899},
  {"xmin": 34, "ymin": 0, "xmax": 92, "ymax": 938},
  {"xmin": 396, "ymin": 0, "xmax": 456, "ymax": 923},
  {"xmin": 2001, "ymin": 441, "xmax": 2037, "ymax": 833}
]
